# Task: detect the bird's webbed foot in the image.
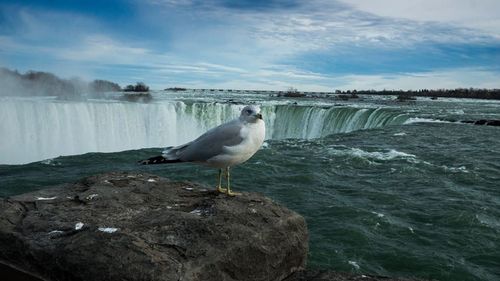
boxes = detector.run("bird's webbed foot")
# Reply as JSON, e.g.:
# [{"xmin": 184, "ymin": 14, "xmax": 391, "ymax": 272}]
[
  {"xmin": 226, "ymin": 190, "xmax": 242, "ymax": 196},
  {"xmin": 217, "ymin": 186, "xmax": 227, "ymax": 193}
]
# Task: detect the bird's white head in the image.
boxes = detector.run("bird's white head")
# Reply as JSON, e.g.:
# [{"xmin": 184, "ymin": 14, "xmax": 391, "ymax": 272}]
[{"xmin": 240, "ymin": 105, "xmax": 263, "ymax": 123}]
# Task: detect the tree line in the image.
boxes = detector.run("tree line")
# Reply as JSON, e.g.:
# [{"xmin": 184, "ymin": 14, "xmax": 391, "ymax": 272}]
[{"xmin": 334, "ymin": 89, "xmax": 500, "ymax": 100}]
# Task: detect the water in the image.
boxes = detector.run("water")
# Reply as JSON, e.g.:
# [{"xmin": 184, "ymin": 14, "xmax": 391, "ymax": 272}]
[
  {"xmin": 0, "ymin": 94, "xmax": 408, "ymax": 164},
  {"xmin": 1, "ymin": 91, "xmax": 500, "ymax": 281}
]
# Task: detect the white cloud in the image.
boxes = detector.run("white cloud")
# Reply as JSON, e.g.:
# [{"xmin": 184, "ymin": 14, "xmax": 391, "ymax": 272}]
[
  {"xmin": 58, "ymin": 35, "xmax": 150, "ymax": 63},
  {"xmin": 340, "ymin": 0, "xmax": 500, "ymax": 38},
  {"xmin": 160, "ymin": 67, "xmax": 500, "ymax": 91},
  {"xmin": 2, "ymin": 2, "xmax": 499, "ymax": 91},
  {"xmin": 8, "ymin": 7, "xmax": 98, "ymax": 42},
  {"xmin": 167, "ymin": 0, "xmax": 498, "ymax": 63},
  {"xmin": 334, "ymin": 68, "xmax": 500, "ymax": 90},
  {"xmin": 147, "ymin": 0, "xmax": 193, "ymax": 6},
  {"xmin": 197, "ymin": 63, "xmax": 247, "ymax": 73}
]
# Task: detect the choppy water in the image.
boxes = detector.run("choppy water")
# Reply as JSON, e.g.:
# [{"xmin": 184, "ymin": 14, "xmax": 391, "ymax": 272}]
[{"xmin": 1, "ymin": 91, "xmax": 500, "ymax": 281}]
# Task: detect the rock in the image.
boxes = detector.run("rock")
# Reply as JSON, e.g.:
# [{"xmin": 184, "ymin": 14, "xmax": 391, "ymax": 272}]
[
  {"xmin": 285, "ymin": 270, "xmax": 431, "ymax": 281},
  {"xmin": 461, "ymin": 119, "xmax": 500, "ymax": 127},
  {"xmin": 0, "ymin": 262, "xmax": 42, "ymax": 281},
  {"xmin": 473, "ymin": 119, "xmax": 500, "ymax": 126},
  {"xmin": 396, "ymin": 95, "xmax": 417, "ymax": 102},
  {"xmin": 282, "ymin": 92, "xmax": 306, "ymax": 98},
  {"xmin": 0, "ymin": 172, "xmax": 308, "ymax": 281},
  {"xmin": 335, "ymin": 94, "xmax": 359, "ymax": 101}
]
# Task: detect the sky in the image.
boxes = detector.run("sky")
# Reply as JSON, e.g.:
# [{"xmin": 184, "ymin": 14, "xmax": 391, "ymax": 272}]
[{"xmin": 0, "ymin": 0, "xmax": 499, "ymax": 91}]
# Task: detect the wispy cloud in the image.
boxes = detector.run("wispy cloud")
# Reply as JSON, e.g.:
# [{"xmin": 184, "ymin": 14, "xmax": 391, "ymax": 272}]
[
  {"xmin": 1, "ymin": 0, "xmax": 499, "ymax": 90},
  {"xmin": 341, "ymin": 0, "xmax": 500, "ymax": 38},
  {"xmin": 58, "ymin": 35, "xmax": 150, "ymax": 63}
]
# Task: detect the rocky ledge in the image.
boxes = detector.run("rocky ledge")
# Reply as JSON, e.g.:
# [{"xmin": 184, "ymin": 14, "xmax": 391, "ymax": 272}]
[{"xmin": 0, "ymin": 172, "xmax": 308, "ymax": 281}]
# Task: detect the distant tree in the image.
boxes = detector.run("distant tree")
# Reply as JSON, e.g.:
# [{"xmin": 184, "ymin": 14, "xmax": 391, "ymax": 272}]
[
  {"xmin": 326, "ymin": 88, "xmax": 500, "ymax": 100},
  {"xmin": 123, "ymin": 85, "xmax": 135, "ymax": 92},
  {"xmin": 90, "ymin": 80, "xmax": 121, "ymax": 92},
  {"xmin": 134, "ymin": 82, "xmax": 149, "ymax": 92},
  {"xmin": 165, "ymin": 87, "xmax": 187, "ymax": 91},
  {"xmin": 279, "ymin": 87, "xmax": 305, "ymax": 97},
  {"xmin": 124, "ymin": 82, "xmax": 149, "ymax": 92}
]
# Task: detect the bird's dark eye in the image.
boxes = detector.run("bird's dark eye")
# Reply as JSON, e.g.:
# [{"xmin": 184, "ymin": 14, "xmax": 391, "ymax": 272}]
[{"xmin": 246, "ymin": 109, "xmax": 252, "ymax": 114}]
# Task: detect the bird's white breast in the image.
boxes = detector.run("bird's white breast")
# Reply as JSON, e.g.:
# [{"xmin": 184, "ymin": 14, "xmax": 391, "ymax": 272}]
[{"xmin": 208, "ymin": 119, "xmax": 265, "ymax": 167}]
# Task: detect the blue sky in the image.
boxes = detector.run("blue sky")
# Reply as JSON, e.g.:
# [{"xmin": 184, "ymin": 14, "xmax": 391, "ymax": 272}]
[{"xmin": 1, "ymin": 0, "xmax": 499, "ymax": 91}]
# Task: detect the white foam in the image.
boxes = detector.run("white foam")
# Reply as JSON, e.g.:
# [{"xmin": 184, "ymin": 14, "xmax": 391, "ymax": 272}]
[
  {"xmin": 448, "ymin": 109, "xmax": 465, "ymax": 115},
  {"xmin": 371, "ymin": 211, "xmax": 385, "ymax": 218},
  {"xmin": 393, "ymin": 132, "xmax": 407, "ymax": 136},
  {"xmin": 40, "ymin": 158, "xmax": 59, "ymax": 166},
  {"xmin": 75, "ymin": 222, "xmax": 84, "ymax": 230},
  {"xmin": 147, "ymin": 178, "xmax": 157, "ymax": 182},
  {"xmin": 331, "ymin": 148, "xmax": 416, "ymax": 161},
  {"xmin": 475, "ymin": 214, "xmax": 500, "ymax": 229},
  {"xmin": 348, "ymin": 260, "xmax": 360, "ymax": 270},
  {"xmin": 443, "ymin": 165, "xmax": 469, "ymax": 173},
  {"xmin": 48, "ymin": 230, "xmax": 64, "ymax": 234},
  {"xmin": 98, "ymin": 227, "xmax": 118, "ymax": 233},
  {"xmin": 403, "ymin": 117, "xmax": 449, "ymax": 124},
  {"xmin": 36, "ymin": 196, "xmax": 57, "ymax": 201}
]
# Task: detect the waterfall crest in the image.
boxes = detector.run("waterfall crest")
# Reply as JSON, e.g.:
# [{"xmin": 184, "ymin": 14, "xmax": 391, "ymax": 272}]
[{"xmin": 0, "ymin": 99, "xmax": 409, "ymax": 164}]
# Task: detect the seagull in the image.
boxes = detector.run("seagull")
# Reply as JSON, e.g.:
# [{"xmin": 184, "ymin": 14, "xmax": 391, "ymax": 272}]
[{"xmin": 139, "ymin": 105, "xmax": 265, "ymax": 196}]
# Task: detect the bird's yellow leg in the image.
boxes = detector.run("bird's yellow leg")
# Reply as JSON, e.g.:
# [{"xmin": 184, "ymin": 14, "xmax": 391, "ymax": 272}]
[
  {"xmin": 225, "ymin": 166, "xmax": 241, "ymax": 196},
  {"xmin": 216, "ymin": 168, "xmax": 227, "ymax": 193}
]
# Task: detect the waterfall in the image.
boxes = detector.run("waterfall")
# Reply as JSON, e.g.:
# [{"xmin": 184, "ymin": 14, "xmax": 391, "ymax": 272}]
[
  {"xmin": 0, "ymin": 99, "xmax": 409, "ymax": 164},
  {"xmin": 262, "ymin": 105, "xmax": 409, "ymax": 139}
]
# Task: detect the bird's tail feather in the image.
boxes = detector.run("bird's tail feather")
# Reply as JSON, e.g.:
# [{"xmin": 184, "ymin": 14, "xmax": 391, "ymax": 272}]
[{"xmin": 138, "ymin": 155, "xmax": 182, "ymax": 165}]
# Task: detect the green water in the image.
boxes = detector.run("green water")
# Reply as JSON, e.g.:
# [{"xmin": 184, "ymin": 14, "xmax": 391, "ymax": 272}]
[{"xmin": 1, "ymin": 93, "xmax": 499, "ymax": 280}]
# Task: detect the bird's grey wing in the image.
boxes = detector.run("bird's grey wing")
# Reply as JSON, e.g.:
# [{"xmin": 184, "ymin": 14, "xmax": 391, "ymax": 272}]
[
  {"xmin": 178, "ymin": 119, "xmax": 244, "ymax": 162},
  {"xmin": 162, "ymin": 141, "xmax": 193, "ymax": 160}
]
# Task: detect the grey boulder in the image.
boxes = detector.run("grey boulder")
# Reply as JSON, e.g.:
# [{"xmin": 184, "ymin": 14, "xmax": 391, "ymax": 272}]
[{"xmin": 0, "ymin": 172, "xmax": 308, "ymax": 281}]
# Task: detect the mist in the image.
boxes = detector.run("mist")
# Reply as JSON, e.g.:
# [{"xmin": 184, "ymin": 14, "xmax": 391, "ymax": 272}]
[{"xmin": 0, "ymin": 68, "xmax": 120, "ymax": 99}]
